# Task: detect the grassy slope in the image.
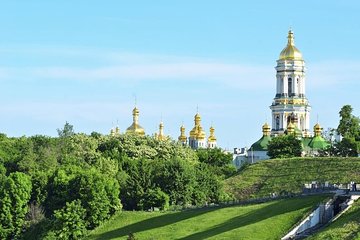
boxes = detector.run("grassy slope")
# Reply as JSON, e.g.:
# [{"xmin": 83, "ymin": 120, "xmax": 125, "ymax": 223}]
[
  {"xmin": 225, "ymin": 157, "xmax": 360, "ymax": 200},
  {"xmin": 87, "ymin": 195, "xmax": 327, "ymax": 240},
  {"xmin": 307, "ymin": 199, "xmax": 360, "ymax": 240}
]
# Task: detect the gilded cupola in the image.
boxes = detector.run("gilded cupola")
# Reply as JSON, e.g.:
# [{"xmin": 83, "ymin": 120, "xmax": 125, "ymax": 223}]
[
  {"xmin": 262, "ymin": 123, "xmax": 271, "ymax": 136},
  {"xmin": 178, "ymin": 125, "xmax": 187, "ymax": 143},
  {"xmin": 156, "ymin": 121, "xmax": 166, "ymax": 141},
  {"xmin": 208, "ymin": 126, "xmax": 217, "ymax": 142},
  {"xmin": 279, "ymin": 30, "xmax": 303, "ymax": 61},
  {"xmin": 189, "ymin": 112, "xmax": 206, "ymax": 140},
  {"xmin": 313, "ymin": 123, "xmax": 322, "ymax": 137},
  {"xmin": 126, "ymin": 107, "xmax": 145, "ymax": 136}
]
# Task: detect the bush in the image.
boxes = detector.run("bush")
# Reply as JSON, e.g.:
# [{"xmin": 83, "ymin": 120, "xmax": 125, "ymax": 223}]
[
  {"xmin": 139, "ymin": 188, "xmax": 169, "ymax": 211},
  {"xmin": 53, "ymin": 200, "xmax": 86, "ymax": 240}
]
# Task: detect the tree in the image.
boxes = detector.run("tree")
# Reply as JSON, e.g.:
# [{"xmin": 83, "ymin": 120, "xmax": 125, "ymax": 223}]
[
  {"xmin": 57, "ymin": 122, "xmax": 75, "ymax": 138},
  {"xmin": 267, "ymin": 135, "xmax": 302, "ymax": 159},
  {"xmin": 53, "ymin": 200, "xmax": 86, "ymax": 240},
  {"xmin": 138, "ymin": 188, "xmax": 169, "ymax": 211},
  {"xmin": 196, "ymin": 148, "xmax": 236, "ymax": 178},
  {"xmin": 337, "ymin": 105, "xmax": 360, "ymax": 140},
  {"xmin": 152, "ymin": 158, "xmax": 196, "ymax": 206},
  {"xmin": 335, "ymin": 105, "xmax": 360, "ymax": 156},
  {"xmin": 0, "ymin": 172, "xmax": 32, "ymax": 239}
]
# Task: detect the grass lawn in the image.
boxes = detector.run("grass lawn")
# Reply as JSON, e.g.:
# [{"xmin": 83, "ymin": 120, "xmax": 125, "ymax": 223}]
[
  {"xmin": 86, "ymin": 195, "xmax": 328, "ymax": 240},
  {"xmin": 225, "ymin": 157, "xmax": 360, "ymax": 200},
  {"xmin": 307, "ymin": 198, "xmax": 360, "ymax": 240}
]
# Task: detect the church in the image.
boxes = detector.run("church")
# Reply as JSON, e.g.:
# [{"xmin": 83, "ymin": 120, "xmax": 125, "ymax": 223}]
[
  {"xmin": 236, "ymin": 30, "xmax": 329, "ymax": 165},
  {"xmin": 110, "ymin": 106, "xmax": 217, "ymax": 150}
]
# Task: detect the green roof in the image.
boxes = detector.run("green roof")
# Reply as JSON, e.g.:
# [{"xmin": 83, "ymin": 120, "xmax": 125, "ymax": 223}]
[
  {"xmin": 302, "ymin": 137, "xmax": 312, "ymax": 148},
  {"xmin": 307, "ymin": 136, "xmax": 330, "ymax": 150},
  {"xmin": 250, "ymin": 135, "xmax": 271, "ymax": 151}
]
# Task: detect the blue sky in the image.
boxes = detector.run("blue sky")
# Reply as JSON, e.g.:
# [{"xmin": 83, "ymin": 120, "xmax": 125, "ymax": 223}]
[{"xmin": 0, "ymin": 1, "xmax": 359, "ymax": 148}]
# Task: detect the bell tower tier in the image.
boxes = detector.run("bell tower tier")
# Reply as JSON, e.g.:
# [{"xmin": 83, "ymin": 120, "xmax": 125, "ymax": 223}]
[{"xmin": 270, "ymin": 30, "xmax": 311, "ymax": 137}]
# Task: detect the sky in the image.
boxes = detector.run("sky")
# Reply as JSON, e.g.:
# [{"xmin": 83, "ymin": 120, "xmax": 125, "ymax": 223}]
[{"xmin": 0, "ymin": 1, "xmax": 360, "ymax": 149}]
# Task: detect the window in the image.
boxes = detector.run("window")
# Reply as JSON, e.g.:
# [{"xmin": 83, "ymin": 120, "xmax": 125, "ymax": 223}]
[{"xmin": 288, "ymin": 78, "xmax": 292, "ymax": 95}]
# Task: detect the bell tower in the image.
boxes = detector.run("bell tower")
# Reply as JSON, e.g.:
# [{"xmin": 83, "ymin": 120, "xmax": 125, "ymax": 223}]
[{"xmin": 270, "ymin": 30, "xmax": 311, "ymax": 137}]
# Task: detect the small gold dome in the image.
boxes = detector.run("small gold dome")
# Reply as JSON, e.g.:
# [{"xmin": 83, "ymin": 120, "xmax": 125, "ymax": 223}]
[
  {"xmin": 313, "ymin": 123, "xmax": 322, "ymax": 136},
  {"xmin": 178, "ymin": 124, "xmax": 187, "ymax": 143},
  {"xmin": 262, "ymin": 123, "xmax": 271, "ymax": 136},
  {"xmin": 126, "ymin": 107, "xmax": 145, "ymax": 136},
  {"xmin": 208, "ymin": 126, "xmax": 217, "ymax": 142},
  {"xmin": 279, "ymin": 30, "xmax": 303, "ymax": 60},
  {"xmin": 287, "ymin": 122, "xmax": 295, "ymax": 134}
]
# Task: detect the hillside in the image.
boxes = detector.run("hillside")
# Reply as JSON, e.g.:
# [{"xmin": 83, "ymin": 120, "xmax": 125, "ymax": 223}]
[
  {"xmin": 307, "ymin": 199, "xmax": 360, "ymax": 240},
  {"xmin": 86, "ymin": 195, "xmax": 328, "ymax": 240},
  {"xmin": 225, "ymin": 157, "xmax": 360, "ymax": 200}
]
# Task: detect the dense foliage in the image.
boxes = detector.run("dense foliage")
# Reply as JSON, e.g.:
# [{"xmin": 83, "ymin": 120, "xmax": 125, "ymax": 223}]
[
  {"xmin": 321, "ymin": 105, "xmax": 360, "ymax": 157},
  {"xmin": 267, "ymin": 135, "xmax": 302, "ymax": 159},
  {"xmin": 0, "ymin": 123, "xmax": 232, "ymax": 239}
]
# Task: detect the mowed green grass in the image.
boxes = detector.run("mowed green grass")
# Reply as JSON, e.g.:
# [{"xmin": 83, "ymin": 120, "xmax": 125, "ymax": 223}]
[
  {"xmin": 225, "ymin": 157, "xmax": 360, "ymax": 200},
  {"xmin": 307, "ymin": 199, "xmax": 360, "ymax": 240},
  {"xmin": 87, "ymin": 195, "xmax": 328, "ymax": 240}
]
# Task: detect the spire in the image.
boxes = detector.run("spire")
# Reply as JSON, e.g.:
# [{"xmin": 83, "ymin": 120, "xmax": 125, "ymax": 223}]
[
  {"xmin": 115, "ymin": 119, "xmax": 120, "ymax": 135},
  {"xmin": 157, "ymin": 121, "xmax": 166, "ymax": 141},
  {"xmin": 287, "ymin": 29, "xmax": 295, "ymax": 46},
  {"xmin": 132, "ymin": 107, "xmax": 139, "ymax": 124}
]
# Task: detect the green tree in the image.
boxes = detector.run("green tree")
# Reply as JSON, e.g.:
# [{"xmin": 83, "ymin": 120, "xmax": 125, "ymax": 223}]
[
  {"xmin": 120, "ymin": 157, "xmax": 154, "ymax": 210},
  {"xmin": 337, "ymin": 105, "xmax": 360, "ymax": 140},
  {"xmin": 0, "ymin": 172, "xmax": 32, "ymax": 239},
  {"xmin": 53, "ymin": 200, "xmax": 86, "ymax": 240},
  {"xmin": 334, "ymin": 137, "xmax": 358, "ymax": 157},
  {"xmin": 57, "ymin": 122, "xmax": 75, "ymax": 138},
  {"xmin": 139, "ymin": 188, "xmax": 169, "ymax": 211},
  {"xmin": 267, "ymin": 135, "xmax": 302, "ymax": 159},
  {"xmin": 153, "ymin": 158, "xmax": 196, "ymax": 206},
  {"xmin": 196, "ymin": 148, "xmax": 236, "ymax": 178}
]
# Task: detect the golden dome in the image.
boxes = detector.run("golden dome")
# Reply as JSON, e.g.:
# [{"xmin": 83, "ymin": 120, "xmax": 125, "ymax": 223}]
[
  {"xmin": 279, "ymin": 30, "xmax": 303, "ymax": 60},
  {"xmin": 196, "ymin": 125, "xmax": 206, "ymax": 140},
  {"xmin": 287, "ymin": 122, "xmax": 295, "ymax": 134},
  {"xmin": 262, "ymin": 123, "xmax": 271, "ymax": 136},
  {"xmin": 156, "ymin": 121, "xmax": 166, "ymax": 141},
  {"xmin": 208, "ymin": 126, "xmax": 217, "ymax": 142},
  {"xmin": 178, "ymin": 124, "xmax": 187, "ymax": 143},
  {"xmin": 313, "ymin": 123, "xmax": 322, "ymax": 136},
  {"xmin": 126, "ymin": 107, "xmax": 145, "ymax": 136},
  {"xmin": 189, "ymin": 112, "xmax": 206, "ymax": 140}
]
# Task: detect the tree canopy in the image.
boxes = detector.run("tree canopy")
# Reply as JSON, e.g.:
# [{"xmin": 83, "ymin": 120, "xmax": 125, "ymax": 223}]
[
  {"xmin": 0, "ymin": 124, "xmax": 229, "ymax": 239},
  {"xmin": 267, "ymin": 135, "xmax": 302, "ymax": 159}
]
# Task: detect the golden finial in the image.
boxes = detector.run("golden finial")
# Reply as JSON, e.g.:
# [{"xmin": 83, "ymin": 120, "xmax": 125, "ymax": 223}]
[{"xmin": 287, "ymin": 29, "xmax": 295, "ymax": 46}]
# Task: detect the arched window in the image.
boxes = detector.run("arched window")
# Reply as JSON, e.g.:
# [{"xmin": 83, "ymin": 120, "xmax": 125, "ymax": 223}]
[
  {"xmin": 276, "ymin": 116, "xmax": 280, "ymax": 130},
  {"xmin": 288, "ymin": 78, "xmax": 292, "ymax": 95}
]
